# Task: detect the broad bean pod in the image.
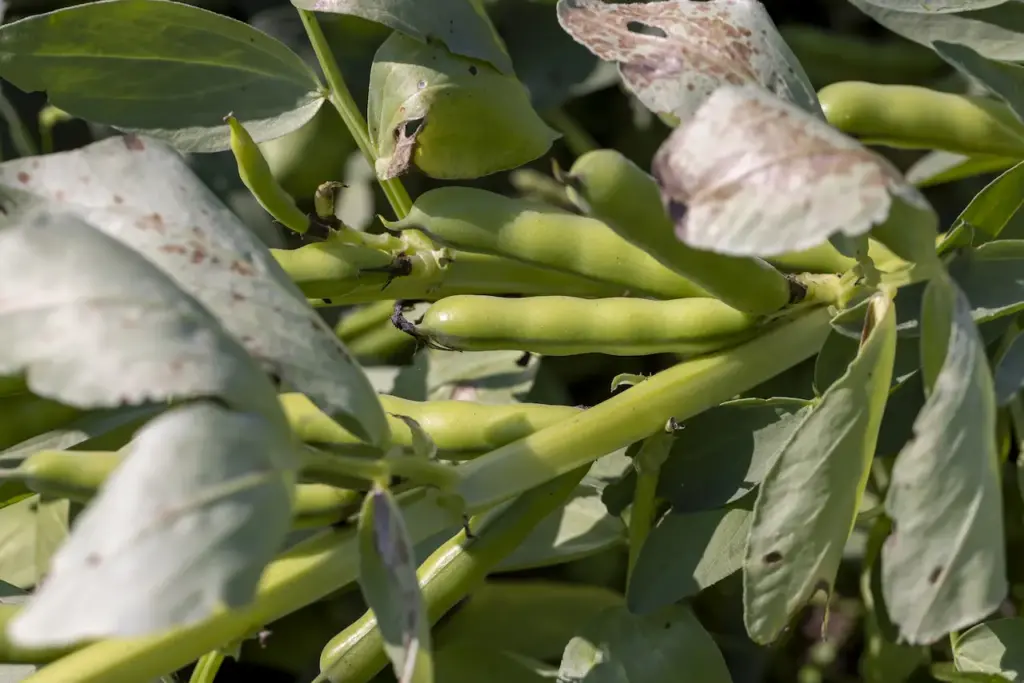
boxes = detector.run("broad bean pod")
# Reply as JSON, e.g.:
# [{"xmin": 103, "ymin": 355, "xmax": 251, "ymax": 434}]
[
  {"xmin": 397, "ymin": 295, "xmax": 760, "ymax": 356},
  {"xmin": 3, "ymin": 450, "xmax": 363, "ymax": 528},
  {"xmin": 317, "ymin": 467, "xmax": 587, "ymax": 683},
  {"xmin": 563, "ymin": 149, "xmax": 794, "ymax": 315},
  {"xmin": 381, "ymin": 186, "xmax": 713, "ymax": 300},
  {"xmin": 818, "ymin": 82, "xmax": 1024, "ymax": 159},
  {"xmin": 279, "ymin": 393, "xmax": 580, "ymax": 460},
  {"xmin": 225, "ymin": 114, "xmax": 310, "ymax": 235}
]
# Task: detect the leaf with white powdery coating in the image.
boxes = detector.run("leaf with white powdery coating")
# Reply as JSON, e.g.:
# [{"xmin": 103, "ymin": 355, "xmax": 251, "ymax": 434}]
[
  {"xmin": 0, "ymin": 0, "xmax": 324, "ymax": 153},
  {"xmin": 7, "ymin": 400, "xmax": 295, "ymax": 647},
  {"xmin": 0, "ymin": 135, "xmax": 388, "ymax": 446},
  {"xmin": 556, "ymin": 0, "xmax": 820, "ymax": 125},
  {"xmin": 358, "ymin": 485, "xmax": 433, "ymax": 683},
  {"xmin": 653, "ymin": 85, "xmax": 935, "ymax": 258},
  {"xmin": 882, "ymin": 277, "xmax": 1007, "ymax": 645},
  {"xmin": 743, "ymin": 293, "xmax": 896, "ymax": 644}
]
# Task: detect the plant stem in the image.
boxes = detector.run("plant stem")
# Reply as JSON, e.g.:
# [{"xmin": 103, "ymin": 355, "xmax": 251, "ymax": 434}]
[
  {"xmin": 625, "ymin": 432, "xmax": 672, "ymax": 587},
  {"xmin": 296, "ymin": 9, "xmax": 412, "ymax": 220},
  {"xmin": 187, "ymin": 651, "xmax": 225, "ymax": 683},
  {"xmin": 455, "ymin": 306, "xmax": 833, "ymax": 513},
  {"xmin": 16, "ymin": 491, "xmax": 459, "ymax": 683}
]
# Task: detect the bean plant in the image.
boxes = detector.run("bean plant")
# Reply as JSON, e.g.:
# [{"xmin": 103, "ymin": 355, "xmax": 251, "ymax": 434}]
[{"xmin": 1, "ymin": 0, "xmax": 1024, "ymax": 682}]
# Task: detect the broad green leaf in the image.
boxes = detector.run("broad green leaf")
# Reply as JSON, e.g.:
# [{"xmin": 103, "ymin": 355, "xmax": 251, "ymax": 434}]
[
  {"xmin": 948, "ymin": 160, "xmax": 1024, "ymax": 240},
  {"xmin": 558, "ymin": 604, "xmax": 732, "ymax": 683},
  {"xmin": 934, "ymin": 42, "xmax": 1024, "ymax": 122},
  {"xmin": 882, "ymin": 278, "xmax": 1007, "ymax": 645},
  {"xmin": 0, "ymin": 207, "xmax": 280, "ymax": 421},
  {"xmin": 907, "ymin": 151, "xmax": 1018, "ymax": 188},
  {"xmin": 954, "ymin": 618, "xmax": 1024, "ymax": 679},
  {"xmin": 7, "ymin": 400, "xmax": 295, "ymax": 647},
  {"xmin": 368, "ymin": 31, "xmax": 557, "ymax": 180},
  {"xmin": 556, "ymin": 0, "xmax": 821, "ymax": 123},
  {"xmin": 933, "ymin": 662, "xmax": 1009, "ymax": 683},
  {"xmin": 0, "ymin": 495, "xmax": 69, "ymax": 590},
  {"xmin": 628, "ymin": 502, "xmax": 751, "ymax": 615},
  {"xmin": 0, "ymin": 136, "xmax": 388, "ymax": 446},
  {"xmin": 0, "ymin": 393, "xmax": 81, "ymax": 453},
  {"xmin": 994, "ymin": 330, "xmax": 1024, "ymax": 404},
  {"xmin": 0, "ymin": 0, "xmax": 324, "ymax": 153},
  {"xmin": 358, "ymin": 485, "xmax": 433, "ymax": 683},
  {"xmin": 433, "ymin": 645, "xmax": 550, "ymax": 683},
  {"xmin": 652, "ymin": 85, "xmax": 936, "ymax": 258},
  {"xmin": 0, "ymin": 404, "xmax": 161, "ymax": 461},
  {"xmin": 846, "ymin": 0, "xmax": 1024, "ymax": 61},
  {"xmin": 497, "ymin": 482, "xmax": 626, "ymax": 571},
  {"xmin": 744, "ymin": 293, "xmax": 896, "ymax": 644},
  {"xmin": 292, "ymin": 0, "xmax": 514, "ymax": 76},
  {"xmin": 393, "ymin": 348, "xmax": 540, "ymax": 404},
  {"xmin": 858, "ymin": 0, "xmax": 1016, "ymax": 11}
]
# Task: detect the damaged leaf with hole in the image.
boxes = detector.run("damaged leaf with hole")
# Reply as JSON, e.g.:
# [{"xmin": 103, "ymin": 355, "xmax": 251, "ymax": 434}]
[
  {"xmin": 368, "ymin": 31, "xmax": 558, "ymax": 180},
  {"xmin": 652, "ymin": 84, "xmax": 936, "ymax": 258},
  {"xmin": 556, "ymin": 0, "xmax": 821, "ymax": 125}
]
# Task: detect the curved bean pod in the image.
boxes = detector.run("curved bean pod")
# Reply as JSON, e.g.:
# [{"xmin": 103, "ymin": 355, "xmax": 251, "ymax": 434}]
[
  {"xmin": 563, "ymin": 149, "xmax": 795, "ymax": 314},
  {"xmin": 382, "ymin": 187, "xmax": 712, "ymax": 300},
  {"xmin": 818, "ymin": 82, "xmax": 1024, "ymax": 158},
  {"xmin": 398, "ymin": 295, "xmax": 760, "ymax": 356}
]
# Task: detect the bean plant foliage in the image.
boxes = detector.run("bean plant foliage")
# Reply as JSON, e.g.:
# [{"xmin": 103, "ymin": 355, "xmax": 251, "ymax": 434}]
[{"xmin": 2, "ymin": 0, "xmax": 1024, "ymax": 682}]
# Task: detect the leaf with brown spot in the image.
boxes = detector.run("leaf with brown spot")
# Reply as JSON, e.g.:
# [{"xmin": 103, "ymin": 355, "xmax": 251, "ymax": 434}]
[
  {"xmin": 653, "ymin": 85, "xmax": 934, "ymax": 257},
  {"xmin": 556, "ymin": 0, "xmax": 821, "ymax": 124}
]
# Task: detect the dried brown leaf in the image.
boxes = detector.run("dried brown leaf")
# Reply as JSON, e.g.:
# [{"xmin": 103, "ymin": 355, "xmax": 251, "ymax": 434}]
[
  {"xmin": 652, "ymin": 85, "xmax": 930, "ymax": 257},
  {"xmin": 556, "ymin": 0, "xmax": 820, "ymax": 123}
]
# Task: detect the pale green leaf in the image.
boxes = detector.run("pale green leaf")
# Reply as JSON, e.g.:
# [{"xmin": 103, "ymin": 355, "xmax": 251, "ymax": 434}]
[
  {"xmin": 0, "ymin": 496, "xmax": 68, "ymax": 590},
  {"xmin": 652, "ymin": 84, "xmax": 935, "ymax": 258},
  {"xmin": 933, "ymin": 662, "xmax": 1010, "ymax": 683},
  {"xmin": 0, "ymin": 0, "xmax": 323, "ymax": 152},
  {"xmin": 358, "ymin": 485, "xmax": 433, "ymax": 683},
  {"xmin": 858, "ymin": 0, "xmax": 1015, "ymax": 12},
  {"xmin": 954, "ymin": 618, "xmax": 1024, "ymax": 680},
  {"xmin": 0, "ymin": 404, "xmax": 161, "ymax": 461},
  {"xmin": 368, "ymin": 31, "xmax": 557, "ymax": 180},
  {"xmin": 558, "ymin": 604, "xmax": 732, "ymax": 683},
  {"xmin": 882, "ymin": 278, "xmax": 1007, "ymax": 645},
  {"xmin": 907, "ymin": 151, "xmax": 1018, "ymax": 188},
  {"xmin": 7, "ymin": 400, "xmax": 295, "ymax": 647},
  {"xmin": 934, "ymin": 42, "xmax": 1024, "ymax": 122},
  {"xmin": 948, "ymin": 160, "xmax": 1024, "ymax": 240},
  {"xmin": 292, "ymin": 0, "xmax": 514, "ymax": 75},
  {"xmin": 556, "ymin": 0, "xmax": 821, "ymax": 123},
  {"xmin": 393, "ymin": 348, "xmax": 540, "ymax": 404},
  {"xmin": 0, "ymin": 136, "xmax": 388, "ymax": 446},
  {"xmin": 744, "ymin": 293, "xmax": 896, "ymax": 644}
]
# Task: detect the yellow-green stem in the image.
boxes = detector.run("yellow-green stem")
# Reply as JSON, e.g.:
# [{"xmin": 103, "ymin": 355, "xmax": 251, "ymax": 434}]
[
  {"xmin": 543, "ymin": 108, "xmax": 598, "ymax": 158},
  {"xmin": 187, "ymin": 651, "xmax": 225, "ymax": 683}
]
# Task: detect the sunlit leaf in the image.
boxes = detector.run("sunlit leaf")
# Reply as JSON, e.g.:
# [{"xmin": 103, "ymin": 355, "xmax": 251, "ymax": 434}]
[
  {"xmin": 652, "ymin": 85, "xmax": 935, "ymax": 258},
  {"xmin": 744, "ymin": 293, "xmax": 896, "ymax": 644},
  {"xmin": 368, "ymin": 31, "xmax": 556, "ymax": 179},
  {"xmin": 933, "ymin": 42, "xmax": 1024, "ymax": 122},
  {"xmin": 0, "ymin": 135, "xmax": 387, "ymax": 445},
  {"xmin": 358, "ymin": 485, "xmax": 433, "ymax": 683},
  {"xmin": 882, "ymin": 277, "xmax": 1007, "ymax": 645},
  {"xmin": 906, "ymin": 151, "xmax": 1018, "ymax": 189},
  {"xmin": 7, "ymin": 401, "xmax": 295, "ymax": 647},
  {"xmin": 556, "ymin": 0, "xmax": 820, "ymax": 123},
  {"xmin": 0, "ymin": 495, "xmax": 68, "ymax": 590},
  {"xmin": 954, "ymin": 618, "xmax": 1024, "ymax": 679},
  {"xmin": 292, "ymin": 0, "xmax": 514, "ymax": 75},
  {"xmin": 856, "ymin": 0, "xmax": 1014, "ymax": 11},
  {"xmin": 558, "ymin": 604, "xmax": 732, "ymax": 683},
  {"xmin": 0, "ymin": 0, "xmax": 323, "ymax": 152},
  {"xmin": 947, "ymin": 160, "xmax": 1024, "ymax": 240}
]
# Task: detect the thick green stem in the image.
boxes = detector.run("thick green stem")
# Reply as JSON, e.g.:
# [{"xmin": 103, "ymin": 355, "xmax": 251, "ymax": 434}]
[
  {"xmin": 296, "ymin": 9, "xmax": 412, "ymax": 220},
  {"xmin": 455, "ymin": 307, "xmax": 833, "ymax": 512},
  {"xmin": 625, "ymin": 432, "xmax": 672, "ymax": 587},
  {"xmin": 187, "ymin": 652, "xmax": 225, "ymax": 683}
]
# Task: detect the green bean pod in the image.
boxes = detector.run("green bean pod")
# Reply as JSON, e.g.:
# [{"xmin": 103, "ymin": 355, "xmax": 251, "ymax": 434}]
[
  {"xmin": 817, "ymin": 82, "xmax": 1024, "ymax": 158},
  {"xmin": 317, "ymin": 467, "xmax": 587, "ymax": 683},
  {"xmin": 381, "ymin": 187, "xmax": 711, "ymax": 300},
  {"xmin": 226, "ymin": 113, "xmax": 310, "ymax": 235},
  {"xmin": 280, "ymin": 393, "xmax": 580, "ymax": 459},
  {"xmin": 563, "ymin": 149, "xmax": 794, "ymax": 315},
  {"xmin": 400, "ymin": 295, "xmax": 760, "ymax": 356},
  {"xmin": 4, "ymin": 449, "xmax": 362, "ymax": 528}
]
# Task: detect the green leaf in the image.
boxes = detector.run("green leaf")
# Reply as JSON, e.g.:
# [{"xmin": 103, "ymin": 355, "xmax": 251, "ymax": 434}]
[
  {"xmin": 933, "ymin": 42, "xmax": 1024, "ymax": 122},
  {"xmin": 0, "ymin": 0, "xmax": 324, "ymax": 153},
  {"xmin": 628, "ymin": 501, "xmax": 751, "ymax": 615},
  {"xmin": 358, "ymin": 485, "xmax": 433, "ymax": 683},
  {"xmin": 558, "ymin": 604, "xmax": 732, "ymax": 683},
  {"xmin": 433, "ymin": 645, "xmax": 550, "ymax": 683},
  {"xmin": 556, "ymin": 0, "xmax": 821, "ymax": 123},
  {"xmin": 0, "ymin": 404, "xmax": 162, "ymax": 462},
  {"xmin": 393, "ymin": 348, "xmax": 541, "ymax": 404},
  {"xmin": 744, "ymin": 293, "xmax": 896, "ymax": 644},
  {"xmin": 856, "ymin": 1, "xmax": 1014, "ymax": 12},
  {"xmin": 882, "ymin": 278, "xmax": 1007, "ymax": 645},
  {"xmin": 292, "ymin": 0, "xmax": 515, "ymax": 76},
  {"xmin": 7, "ymin": 400, "xmax": 295, "ymax": 647},
  {"xmin": 954, "ymin": 618, "xmax": 1024, "ymax": 679},
  {"xmin": 0, "ymin": 495, "xmax": 69, "ymax": 590},
  {"xmin": 846, "ymin": 0, "xmax": 1024, "ymax": 61},
  {"xmin": 368, "ymin": 31, "xmax": 557, "ymax": 180},
  {"xmin": 932, "ymin": 662, "xmax": 1009, "ymax": 683},
  {"xmin": 0, "ymin": 136, "xmax": 389, "ymax": 446},
  {"xmin": 994, "ymin": 330, "xmax": 1024, "ymax": 404},
  {"xmin": 906, "ymin": 151, "xmax": 1018, "ymax": 189},
  {"xmin": 948, "ymin": 160, "xmax": 1024, "ymax": 240}
]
